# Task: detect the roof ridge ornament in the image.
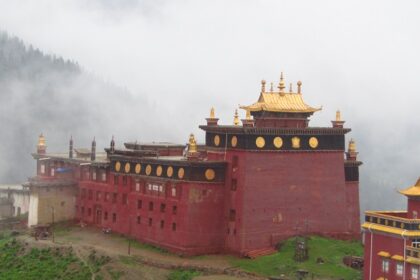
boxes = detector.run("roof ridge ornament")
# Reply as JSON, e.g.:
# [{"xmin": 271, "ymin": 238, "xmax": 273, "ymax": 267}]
[
  {"xmin": 297, "ymin": 81, "xmax": 302, "ymax": 94},
  {"xmin": 261, "ymin": 80, "xmax": 266, "ymax": 93},
  {"xmin": 289, "ymin": 83, "xmax": 293, "ymax": 93},
  {"xmin": 278, "ymin": 72, "xmax": 286, "ymax": 95},
  {"xmin": 233, "ymin": 109, "xmax": 240, "ymax": 126},
  {"xmin": 210, "ymin": 107, "xmax": 215, "ymax": 119},
  {"xmin": 270, "ymin": 82, "xmax": 274, "ymax": 93}
]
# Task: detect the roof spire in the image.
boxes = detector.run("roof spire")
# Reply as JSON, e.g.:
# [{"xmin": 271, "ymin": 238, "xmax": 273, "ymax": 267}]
[
  {"xmin": 210, "ymin": 107, "xmax": 215, "ymax": 119},
  {"xmin": 233, "ymin": 109, "xmax": 240, "ymax": 126},
  {"xmin": 278, "ymin": 72, "xmax": 286, "ymax": 94},
  {"xmin": 37, "ymin": 133, "xmax": 47, "ymax": 154},
  {"xmin": 297, "ymin": 81, "xmax": 302, "ymax": 94},
  {"xmin": 270, "ymin": 82, "xmax": 274, "ymax": 93},
  {"xmin": 289, "ymin": 83, "xmax": 293, "ymax": 93},
  {"xmin": 261, "ymin": 80, "xmax": 266, "ymax": 93},
  {"xmin": 188, "ymin": 133, "xmax": 197, "ymax": 153},
  {"xmin": 336, "ymin": 110, "xmax": 341, "ymax": 122}
]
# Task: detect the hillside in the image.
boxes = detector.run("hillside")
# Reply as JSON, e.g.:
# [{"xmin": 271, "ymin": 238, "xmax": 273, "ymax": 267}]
[{"xmin": 0, "ymin": 32, "xmax": 152, "ymax": 183}]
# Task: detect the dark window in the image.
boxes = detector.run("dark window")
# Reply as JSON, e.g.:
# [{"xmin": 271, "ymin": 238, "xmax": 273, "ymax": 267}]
[
  {"xmin": 148, "ymin": 218, "xmax": 152, "ymax": 226},
  {"xmin": 172, "ymin": 205, "xmax": 177, "ymax": 215},
  {"xmin": 149, "ymin": 202, "xmax": 154, "ymax": 211},
  {"xmin": 232, "ymin": 156, "xmax": 239, "ymax": 169},
  {"xmin": 112, "ymin": 213, "xmax": 117, "ymax": 223},
  {"xmin": 137, "ymin": 216, "xmax": 141, "ymax": 224},
  {"xmin": 122, "ymin": 194, "xmax": 128, "ymax": 205},
  {"xmin": 160, "ymin": 220, "xmax": 164, "ymax": 229},
  {"xmin": 104, "ymin": 212, "xmax": 108, "ymax": 220},
  {"xmin": 229, "ymin": 209, "xmax": 236, "ymax": 221},
  {"xmin": 172, "ymin": 223, "xmax": 176, "ymax": 231},
  {"xmin": 231, "ymin": 179, "xmax": 237, "ymax": 191},
  {"xmin": 160, "ymin": 203, "xmax": 166, "ymax": 213},
  {"xmin": 137, "ymin": 200, "xmax": 142, "ymax": 209},
  {"xmin": 112, "ymin": 193, "xmax": 117, "ymax": 203},
  {"xmin": 114, "ymin": 175, "xmax": 119, "ymax": 185},
  {"xmin": 88, "ymin": 208, "xmax": 92, "ymax": 216}
]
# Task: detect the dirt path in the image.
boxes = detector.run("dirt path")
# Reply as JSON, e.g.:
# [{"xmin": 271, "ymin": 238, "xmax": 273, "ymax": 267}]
[{"xmin": 22, "ymin": 226, "xmax": 266, "ymax": 280}]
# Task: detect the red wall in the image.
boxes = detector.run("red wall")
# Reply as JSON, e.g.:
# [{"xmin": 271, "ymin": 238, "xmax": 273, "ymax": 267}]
[{"xmin": 223, "ymin": 150, "xmax": 359, "ymax": 254}]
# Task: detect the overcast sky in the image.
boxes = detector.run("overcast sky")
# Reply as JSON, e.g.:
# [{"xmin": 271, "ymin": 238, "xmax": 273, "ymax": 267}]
[{"xmin": 0, "ymin": 0, "xmax": 419, "ymax": 211}]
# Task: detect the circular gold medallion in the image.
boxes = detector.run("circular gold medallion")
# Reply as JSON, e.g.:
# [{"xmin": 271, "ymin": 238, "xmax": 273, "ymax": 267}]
[
  {"xmin": 167, "ymin": 166, "xmax": 174, "ymax": 177},
  {"xmin": 135, "ymin": 163, "xmax": 141, "ymax": 174},
  {"xmin": 205, "ymin": 169, "xmax": 215, "ymax": 181},
  {"xmin": 178, "ymin": 167, "xmax": 185, "ymax": 179},
  {"xmin": 124, "ymin": 162, "xmax": 131, "ymax": 173},
  {"xmin": 291, "ymin": 137, "xmax": 301, "ymax": 149},
  {"xmin": 309, "ymin": 137, "xmax": 319, "ymax": 149},
  {"xmin": 273, "ymin": 137, "xmax": 283, "ymax": 149},
  {"xmin": 231, "ymin": 136, "xmax": 238, "ymax": 148},
  {"xmin": 156, "ymin": 165, "xmax": 163, "ymax": 177},
  {"xmin": 145, "ymin": 165, "xmax": 152, "ymax": 175},
  {"xmin": 214, "ymin": 135, "xmax": 220, "ymax": 146},
  {"xmin": 255, "ymin": 136, "xmax": 265, "ymax": 148},
  {"xmin": 115, "ymin": 161, "xmax": 121, "ymax": 172}
]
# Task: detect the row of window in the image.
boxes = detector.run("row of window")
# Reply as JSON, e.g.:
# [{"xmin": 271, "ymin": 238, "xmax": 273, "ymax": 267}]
[
  {"xmin": 79, "ymin": 207, "xmax": 177, "ymax": 231},
  {"xmin": 382, "ymin": 259, "xmax": 418, "ymax": 278},
  {"xmin": 80, "ymin": 190, "xmax": 178, "ymax": 214}
]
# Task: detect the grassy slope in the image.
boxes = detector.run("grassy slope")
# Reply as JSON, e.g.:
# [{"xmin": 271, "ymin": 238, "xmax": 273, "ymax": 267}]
[
  {"xmin": 230, "ymin": 236, "xmax": 363, "ymax": 280},
  {"xmin": 0, "ymin": 238, "xmax": 91, "ymax": 279}
]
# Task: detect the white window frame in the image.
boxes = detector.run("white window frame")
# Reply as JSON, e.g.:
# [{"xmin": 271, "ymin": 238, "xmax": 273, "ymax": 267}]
[
  {"xmin": 40, "ymin": 164, "xmax": 45, "ymax": 174},
  {"xmin": 396, "ymin": 262, "xmax": 403, "ymax": 276},
  {"xmin": 412, "ymin": 266, "xmax": 419, "ymax": 279},
  {"xmin": 101, "ymin": 172, "xmax": 107, "ymax": 182},
  {"xmin": 382, "ymin": 259, "xmax": 390, "ymax": 273},
  {"xmin": 171, "ymin": 186, "xmax": 177, "ymax": 197},
  {"xmin": 50, "ymin": 168, "xmax": 55, "ymax": 176}
]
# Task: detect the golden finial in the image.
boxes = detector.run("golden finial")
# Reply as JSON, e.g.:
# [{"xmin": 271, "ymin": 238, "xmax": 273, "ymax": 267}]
[
  {"xmin": 246, "ymin": 109, "xmax": 251, "ymax": 120},
  {"xmin": 297, "ymin": 81, "xmax": 302, "ymax": 94},
  {"xmin": 336, "ymin": 110, "xmax": 341, "ymax": 122},
  {"xmin": 289, "ymin": 83, "xmax": 293, "ymax": 93},
  {"xmin": 278, "ymin": 72, "xmax": 286, "ymax": 93},
  {"xmin": 233, "ymin": 109, "xmax": 240, "ymax": 126},
  {"xmin": 348, "ymin": 139, "xmax": 356, "ymax": 153},
  {"xmin": 38, "ymin": 133, "xmax": 46, "ymax": 147},
  {"xmin": 270, "ymin": 82, "xmax": 274, "ymax": 93},
  {"xmin": 261, "ymin": 80, "xmax": 266, "ymax": 93},
  {"xmin": 188, "ymin": 133, "xmax": 197, "ymax": 153},
  {"xmin": 210, "ymin": 107, "xmax": 215, "ymax": 119}
]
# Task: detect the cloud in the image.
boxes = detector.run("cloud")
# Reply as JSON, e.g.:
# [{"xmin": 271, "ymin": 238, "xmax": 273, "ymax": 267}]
[{"xmin": 0, "ymin": 0, "xmax": 419, "ymax": 211}]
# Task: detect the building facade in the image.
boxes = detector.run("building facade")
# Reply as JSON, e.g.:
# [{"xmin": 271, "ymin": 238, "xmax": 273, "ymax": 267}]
[
  {"xmin": 0, "ymin": 185, "xmax": 30, "ymax": 219},
  {"xmin": 363, "ymin": 179, "xmax": 420, "ymax": 280},
  {"xmin": 26, "ymin": 73, "xmax": 361, "ymax": 256}
]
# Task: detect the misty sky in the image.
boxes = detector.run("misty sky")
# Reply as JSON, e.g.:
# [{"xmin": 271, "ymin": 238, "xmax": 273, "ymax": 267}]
[{"xmin": 0, "ymin": 0, "xmax": 419, "ymax": 212}]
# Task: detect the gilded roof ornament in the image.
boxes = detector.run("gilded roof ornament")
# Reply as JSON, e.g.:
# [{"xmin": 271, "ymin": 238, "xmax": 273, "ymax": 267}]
[
  {"xmin": 278, "ymin": 72, "xmax": 286, "ymax": 94},
  {"xmin": 210, "ymin": 107, "xmax": 215, "ymax": 119},
  {"xmin": 261, "ymin": 80, "xmax": 266, "ymax": 93},
  {"xmin": 270, "ymin": 82, "xmax": 274, "ymax": 93},
  {"xmin": 336, "ymin": 110, "xmax": 341, "ymax": 122},
  {"xmin": 233, "ymin": 109, "xmax": 240, "ymax": 126},
  {"xmin": 348, "ymin": 138, "xmax": 356, "ymax": 153},
  {"xmin": 188, "ymin": 133, "xmax": 197, "ymax": 153},
  {"xmin": 38, "ymin": 133, "xmax": 46, "ymax": 147},
  {"xmin": 289, "ymin": 83, "xmax": 293, "ymax": 93},
  {"xmin": 297, "ymin": 81, "xmax": 302, "ymax": 94},
  {"xmin": 246, "ymin": 109, "xmax": 251, "ymax": 120}
]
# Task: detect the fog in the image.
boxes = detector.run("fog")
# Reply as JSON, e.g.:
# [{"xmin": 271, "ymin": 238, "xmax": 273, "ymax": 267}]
[{"xmin": 0, "ymin": 0, "xmax": 419, "ymax": 213}]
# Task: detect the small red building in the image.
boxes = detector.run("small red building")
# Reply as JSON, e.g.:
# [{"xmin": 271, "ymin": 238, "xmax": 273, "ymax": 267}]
[
  {"xmin": 26, "ymin": 73, "xmax": 361, "ymax": 256},
  {"xmin": 363, "ymin": 179, "xmax": 420, "ymax": 280}
]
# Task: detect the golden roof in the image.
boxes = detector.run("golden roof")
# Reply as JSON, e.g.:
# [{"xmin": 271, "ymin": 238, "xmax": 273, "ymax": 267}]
[
  {"xmin": 240, "ymin": 91, "xmax": 321, "ymax": 113},
  {"xmin": 399, "ymin": 178, "xmax": 420, "ymax": 196},
  {"xmin": 377, "ymin": 251, "xmax": 391, "ymax": 258},
  {"xmin": 241, "ymin": 74, "xmax": 320, "ymax": 113},
  {"xmin": 362, "ymin": 222, "xmax": 420, "ymax": 237}
]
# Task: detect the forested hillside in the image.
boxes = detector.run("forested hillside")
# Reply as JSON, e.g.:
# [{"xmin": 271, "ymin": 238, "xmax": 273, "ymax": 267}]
[{"xmin": 0, "ymin": 32, "xmax": 152, "ymax": 183}]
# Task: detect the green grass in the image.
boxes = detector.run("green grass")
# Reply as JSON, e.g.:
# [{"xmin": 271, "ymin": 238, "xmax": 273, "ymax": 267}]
[
  {"xmin": 167, "ymin": 269, "xmax": 201, "ymax": 280},
  {"xmin": 0, "ymin": 238, "xmax": 92, "ymax": 279},
  {"xmin": 230, "ymin": 236, "xmax": 363, "ymax": 280}
]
